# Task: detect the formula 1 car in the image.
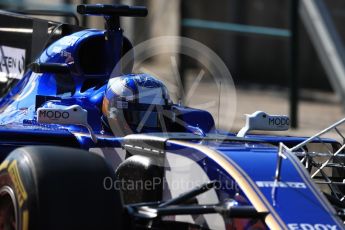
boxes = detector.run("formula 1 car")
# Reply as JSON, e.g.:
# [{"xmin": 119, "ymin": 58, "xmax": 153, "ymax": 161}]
[{"xmin": 0, "ymin": 3, "xmax": 344, "ymax": 230}]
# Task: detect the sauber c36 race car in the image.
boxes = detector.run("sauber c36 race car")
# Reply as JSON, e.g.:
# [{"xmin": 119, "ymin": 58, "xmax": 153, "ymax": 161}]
[{"xmin": 0, "ymin": 3, "xmax": 343, "ymax": 230}]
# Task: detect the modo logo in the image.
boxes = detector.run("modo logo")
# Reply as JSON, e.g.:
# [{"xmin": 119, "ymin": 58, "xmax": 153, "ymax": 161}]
[
  {"xmin": 268, "ymin": 117, "xmax": 289, "ymax": 126},
  {"xmin": 39, "ymin": 110, "xmax": 70, "ymax": 119}
]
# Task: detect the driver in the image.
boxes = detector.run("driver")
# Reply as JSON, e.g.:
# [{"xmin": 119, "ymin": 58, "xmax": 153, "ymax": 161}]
[{"xmin": 102, "ymin": 73, "xmax": 171, "ymax": 136}]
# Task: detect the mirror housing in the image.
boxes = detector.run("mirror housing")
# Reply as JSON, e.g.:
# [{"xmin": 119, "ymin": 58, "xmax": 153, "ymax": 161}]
[
  {"xmin": 37, "ymin": 104, "xmax": 97, "ymax": 142},
  {"xmin": 237, "ymin": 111, "xmax": 289, "ymax": 137}
]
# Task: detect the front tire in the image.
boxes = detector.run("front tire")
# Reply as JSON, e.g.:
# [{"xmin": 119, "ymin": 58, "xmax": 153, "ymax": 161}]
[{"xmin": 0, "ymin": 146, "xmax": 123, "ymax": 230}]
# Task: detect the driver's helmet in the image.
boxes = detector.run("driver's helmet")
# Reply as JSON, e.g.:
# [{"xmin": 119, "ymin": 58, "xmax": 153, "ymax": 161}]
[{"xmin": 102, "ymin": 73, "xmax": 171, "ymax": 136}]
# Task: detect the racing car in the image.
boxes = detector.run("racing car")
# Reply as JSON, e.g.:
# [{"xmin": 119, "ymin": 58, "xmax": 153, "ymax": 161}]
[{"xmin": 0, "ymin": 3, "xmax": 344, "ymax": 230}]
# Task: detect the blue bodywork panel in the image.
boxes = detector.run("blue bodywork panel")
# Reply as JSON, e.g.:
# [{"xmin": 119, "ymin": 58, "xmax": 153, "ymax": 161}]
[{"xmin": 164, "ymin": 140, "xmax": 343, "ymax": 229}]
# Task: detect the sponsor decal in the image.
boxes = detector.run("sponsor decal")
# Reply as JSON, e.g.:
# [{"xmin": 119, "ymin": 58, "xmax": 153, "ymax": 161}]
[
  {"xmin": 288, "ymin": 223, "xmax": 337, "ymax": 230},
  {"xmin": 8, "ymin": 160, "xmax": 27, "ymax": 207},
  {"xmin": 0, "ymin": 45, "xmax": 26, "ymax": 81},
  {"xmin": 38, "ymin": 110, "xmax": 70, "ymax": 120},
  {"xmin": 256, "ymin": 181, "xmax": 306, "ymax": 189},
  {"xmin": 268, "ymin": 117, "xmax": 290, "ymax": 127}
]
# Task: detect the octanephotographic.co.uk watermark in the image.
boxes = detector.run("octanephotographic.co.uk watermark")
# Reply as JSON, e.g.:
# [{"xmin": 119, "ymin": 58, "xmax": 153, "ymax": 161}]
[{"xmin": 103, "ymin": 176, "xmax": 240, "ymax": 192}]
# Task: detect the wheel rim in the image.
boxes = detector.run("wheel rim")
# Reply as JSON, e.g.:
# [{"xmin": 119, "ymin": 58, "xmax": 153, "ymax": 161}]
[{"xmin": 0, "ymin": 186, "xmax": 17, "ymax": 230}]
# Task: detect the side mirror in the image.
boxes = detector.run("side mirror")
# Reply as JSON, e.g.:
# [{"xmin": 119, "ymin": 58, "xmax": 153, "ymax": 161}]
[
  {"xmin": 37, "ymin": 105, "xmax": 97, "ymax": 142},
  {"xmin": 237, "ymin": 111, "xmax": 289, "ymax": 137}
]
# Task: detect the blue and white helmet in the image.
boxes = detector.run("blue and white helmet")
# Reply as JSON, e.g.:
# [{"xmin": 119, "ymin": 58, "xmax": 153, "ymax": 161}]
[{"xmin": 102, "ymin": 73, "xmax": 171, "ymax": 136}]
